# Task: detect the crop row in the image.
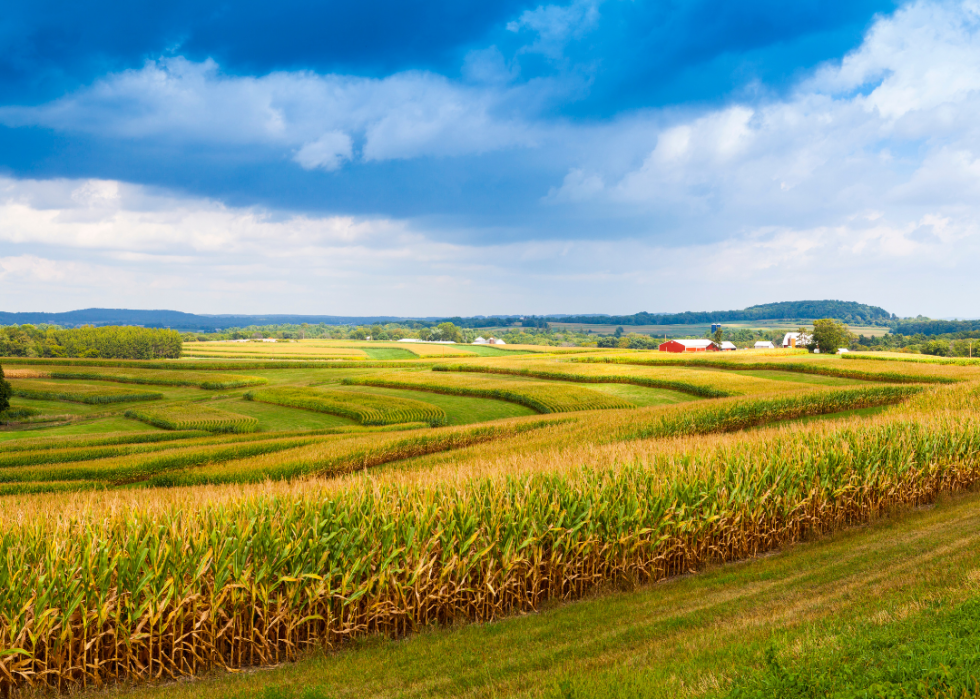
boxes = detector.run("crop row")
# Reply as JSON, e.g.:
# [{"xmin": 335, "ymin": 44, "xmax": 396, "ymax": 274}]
[
  {"xmin": 246, "ymin": 386, "xmax": 448, "ymax": 426},
  {"xmin": 8, "ymin": 379, "xmax": 164, "ymax": 404},
  {"xmin": 0, "ymin": 434, "xmax": 332, "ymax": 485},
  {"xmin": 125, "ymin": 402, "xmax": 259, "ymax": 433},
  {"xmin": 0, "ymin": 357, "xmax": 430, "ymax": 370},
  {"xmin": 0, "ymin": 419, "xmax": 558, "ymax": 488},
  {"xmin": 571, "ymin": 356, "xmax": 961, "ymax": 384},
  {"xmin": 432, "ymin": 363, "xmax": 733, "ymax": 397},
  {"xmin": 343, "ymin": 372, "xmax": 634, "ymax": 413},
  {"xmin": 614, "ymin": 385, "xmax": 921, "ymax": 441},
  {"xmin": 0, "ymin": 403, "xmax": 977, "ymax": 692},
  {"xmin": 841, "ymin": 353, "xmax": 980, "ymax": 366},
  {"xmin": 148, "ymin": 419, "xmax": 558, "ymax": 486}
]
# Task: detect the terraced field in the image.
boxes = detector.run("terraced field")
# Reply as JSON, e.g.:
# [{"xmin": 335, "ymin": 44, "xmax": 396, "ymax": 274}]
[
  {"xmin": 125, "ymin": 401, "xmax": 260, "ymax": 433},
  {"xmin": 343, "ymin": 370, "xmax": 636, "ymax": 412},
  {"xmin": 8, "ymin": 379, "xmax": 163, "ymax": 404},
  {"xmin": 247, "ymin": 386, "xmax": 448, "ymax": 426},
  {"xmin": 0, "ymin": 346, "xmax": 978, "ymax": 697}
]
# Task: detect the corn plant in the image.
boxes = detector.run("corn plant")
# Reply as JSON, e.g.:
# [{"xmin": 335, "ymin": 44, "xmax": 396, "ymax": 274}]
[
  {"xmin": 246, "ymin": 386, "xmax": 448, "ymax": 426},
  {"xmin": 343, "ymin": 372, "xmax": 635, "ymax": 413}
]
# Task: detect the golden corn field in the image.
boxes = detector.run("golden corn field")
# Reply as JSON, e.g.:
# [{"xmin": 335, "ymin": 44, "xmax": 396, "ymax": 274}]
[{"xmin": 1, "ymin": 342, "xmax": 980, "ymax": 695}]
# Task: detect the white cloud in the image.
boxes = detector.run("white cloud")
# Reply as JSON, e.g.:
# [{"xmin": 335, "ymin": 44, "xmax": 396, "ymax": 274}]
[
  {"xmin": 0, "ymin": 57, "xmax": 541, "ymax": 167},
  {"xmin": 293, "ymin": 131, "xmax": 353, "ymax": 170}
]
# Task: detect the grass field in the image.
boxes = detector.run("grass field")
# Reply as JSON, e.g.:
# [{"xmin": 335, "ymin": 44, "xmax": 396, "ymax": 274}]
[{"xmin": 0, "ymin": 347, "xmax": 977, "ymax": 697}]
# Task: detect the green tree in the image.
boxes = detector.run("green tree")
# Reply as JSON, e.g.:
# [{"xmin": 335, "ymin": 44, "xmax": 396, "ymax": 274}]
[
  {"xmin": 713, "ymin": 326, "xmax": 724, "ymax": 345},
  {"xmin": 0, "ymin": 364, "xmax": 10, "ymax": 414},
  {"xmin": 810, "ymin": 318, "xmax": 850, "ymax": 354},
  {"xmin": 613, "ymin": 326, "xmax": 625, "ymax": 338},
  {"xmin": 435, "ymin": 322, "xmax": 463, "ymax": 343}
]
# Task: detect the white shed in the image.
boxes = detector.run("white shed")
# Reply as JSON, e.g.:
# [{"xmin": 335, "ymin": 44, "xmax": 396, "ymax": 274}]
[
  {"xmin": 473, "ymin": 337, "xmax": 488, "ymax": 344},
  {"xmin": 754, "ymin": 341, "xmax": 775, "ymax": 349}
]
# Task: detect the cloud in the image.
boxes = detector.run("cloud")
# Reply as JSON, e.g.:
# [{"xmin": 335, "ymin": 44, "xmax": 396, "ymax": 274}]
[
  {"xmin": 507, "ymin": 0, "xmax": 602, "ymax": 59},
  {"xmin": 5, "ymin": 1, "xmax": 980, "ymax": 317},
  {"xmin": 293, "ymin": 132, "xmax": 353, "ymax": 170},
  {"xmin": 0, "ymin": 57, "xmax": 543, "ymax": 168}
]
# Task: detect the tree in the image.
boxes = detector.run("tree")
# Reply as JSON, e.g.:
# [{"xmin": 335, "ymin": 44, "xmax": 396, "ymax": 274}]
[
  {"xmin": 713, "ymin": 327, "xmax": 724, "ymax": 345},
  {"xmin": 810, "ymin": 318, "xmax": 850, "ymax": 354},
  {"xmin": 0, "ymin": 364, "xmax": 10, "ymax": 414},
  {"xmin": 613, "ymin": 326, "xmax": 625, "ymax": 338},
  {"xmin": 435, "ymin": 322, "xmax": 463, "ymax": 343}
]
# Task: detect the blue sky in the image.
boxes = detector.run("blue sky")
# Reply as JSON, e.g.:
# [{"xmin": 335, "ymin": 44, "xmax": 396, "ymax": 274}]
[{"xmin": 1, "ymin": 0, "xmax": 978, "ymax": 317}]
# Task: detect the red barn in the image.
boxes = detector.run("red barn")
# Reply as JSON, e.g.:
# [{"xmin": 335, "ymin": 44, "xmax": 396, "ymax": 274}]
[{"xmin": 659, "ymin": 339, "xmax": 720, "ymax": 353}]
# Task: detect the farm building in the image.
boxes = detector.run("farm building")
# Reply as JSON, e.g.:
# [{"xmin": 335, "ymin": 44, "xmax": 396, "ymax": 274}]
[
  {"xmin": 720, "ymin": 341, "xmax": 737, "ymax": 351},
  {"xmin": 782, "ymin": 332, "xmax": 810, "ymax": 349},
  {"xmin": 487, "ymin": 337, "xmax": 506, "ymax": 345},
  {"xmin": 659, "ymin": 339, "xmax": 719, "ymax": 353},
  {"xmin": 754, "ymin": 341, "xmax": 775, "ymax": 349},
  {"xmin": 473, "ymin": 337, "xmax": 488, "ymax": 344}
]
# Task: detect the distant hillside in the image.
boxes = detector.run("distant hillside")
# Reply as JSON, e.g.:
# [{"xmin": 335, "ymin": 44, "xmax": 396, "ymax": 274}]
[
  {"xmin": 0, "ymin": 300, "xmax": 894, "ymax": 331},
  {"xmin": 0, "ymin": 309, "xmax": 413, "ymax": 331},
  {"xmin": 547, "ymin": 300, "xmax": 893, "ymax": 326}
]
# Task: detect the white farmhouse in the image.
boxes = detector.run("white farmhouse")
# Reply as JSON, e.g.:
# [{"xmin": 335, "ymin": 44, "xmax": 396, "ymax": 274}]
[
  {"xmin": 782, "ymin": 332, "xmax": 811, "ymax": 349},
  {"xmin": 754, "ymin": 341, "xmax": 775, "ymax": 349}
]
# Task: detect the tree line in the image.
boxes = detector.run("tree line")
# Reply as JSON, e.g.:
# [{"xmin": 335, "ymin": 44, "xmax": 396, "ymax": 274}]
[
  {"xmin": 546, "ymin": 300, "xmax": 894, "ymax": 327},
  {"xmin": 0, "ymin": 326, "xmax": 182, "ymax": 359}
]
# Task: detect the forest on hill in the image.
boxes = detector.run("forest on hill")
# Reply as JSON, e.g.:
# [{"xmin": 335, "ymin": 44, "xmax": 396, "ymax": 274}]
[{"xmin": 545, "ymin": 300, "xmax": 894, "ymax": 327}]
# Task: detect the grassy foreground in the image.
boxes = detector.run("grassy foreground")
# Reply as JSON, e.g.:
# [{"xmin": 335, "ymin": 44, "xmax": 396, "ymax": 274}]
[{"xmin": 100, "ymin": 489, "xmax": 980, "ymax": 699}]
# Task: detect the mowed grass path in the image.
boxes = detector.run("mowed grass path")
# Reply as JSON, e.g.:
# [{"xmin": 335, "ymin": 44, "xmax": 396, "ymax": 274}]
[{"xmin": 105, "ymin": 491, "xmax": 980, "ymax": 699}]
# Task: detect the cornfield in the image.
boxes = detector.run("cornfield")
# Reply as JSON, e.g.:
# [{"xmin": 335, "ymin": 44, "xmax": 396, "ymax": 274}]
[
  {"xmin": 1, "ymin": 405, "xmax": 979, "ymax": 693},
  {"xmin": 8, "ymin": 379, "xmax": 163, "ymax": 404},
  {"xmin": 842, "ymin": 352, "xmax": 980, "ymax": 367},
  {"xmin": 432, "ymin": 362, "xmax": 796, "ymax": 397},
  {"xmin": 246, "ymin": 386, "xmax": 448, "ymax": 426},
  {"xmin": 343, "ymin": 372, "xmax": 635, "ymax": 413},
  {"xmin": 6, "ymin": 368, "xmax": 268, "ymax": 390},
  {"xmin": 125, "ymin": 402, "xmax": 259, "ymax": 433},
  {"xmin": 1, "ymin": 348, "xmax": 978, "ymax": 696},
  {"xmin": 572, "ymin": 355, "xmax": 964, "ymax": 384}
]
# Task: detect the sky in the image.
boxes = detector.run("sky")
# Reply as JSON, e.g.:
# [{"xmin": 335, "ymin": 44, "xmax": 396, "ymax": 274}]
[{"xmin": 1, "ymin": 0, "xmax": 979, "ymax": 317}]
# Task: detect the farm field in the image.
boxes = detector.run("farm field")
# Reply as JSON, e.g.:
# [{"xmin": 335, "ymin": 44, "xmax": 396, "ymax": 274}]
[
  {"xmin": 103, "ymin": 488, "xmax": 980, "ymax": 699},
  {"xmin": 182, "ymin": 339, "xmax": 542, "ymax": 361},
  {"xmin": 0, "ymin": 345, "xmax": 978, "ymax": 696}
]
